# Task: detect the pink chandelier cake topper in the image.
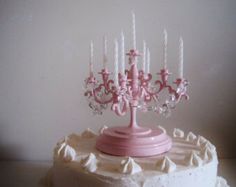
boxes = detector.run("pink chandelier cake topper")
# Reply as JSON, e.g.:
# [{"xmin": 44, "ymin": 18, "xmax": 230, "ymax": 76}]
[{"xmin": 84, "ymin": 12, "xmax": 189, "ymax": 157}]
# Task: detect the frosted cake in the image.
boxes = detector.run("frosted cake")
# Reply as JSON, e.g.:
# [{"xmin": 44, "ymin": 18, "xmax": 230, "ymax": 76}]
[{"xmin": 43, "ymin": 127, "xmax": 229, "ymax": 187}]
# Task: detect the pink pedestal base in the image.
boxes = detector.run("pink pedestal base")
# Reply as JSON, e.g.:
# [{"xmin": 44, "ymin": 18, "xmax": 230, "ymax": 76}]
[{"xmin": 96, "ymin": 126, "xmax": 172, "ymax": 157}]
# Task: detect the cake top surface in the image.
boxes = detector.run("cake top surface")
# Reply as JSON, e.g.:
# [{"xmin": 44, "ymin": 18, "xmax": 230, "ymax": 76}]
[{"xmin": 53, "ymin": 127, "xmax": 218, "ymax": 177}]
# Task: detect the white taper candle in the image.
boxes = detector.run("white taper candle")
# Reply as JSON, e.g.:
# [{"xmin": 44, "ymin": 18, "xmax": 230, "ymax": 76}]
[
  {"xmin": 132, "ymin": 12, "xmax": 136, "ymax": 49},
  {"xmin": 179, "ymin": 37, "xmax": 184, "ymax": 78},
  {"xmin": 142, "ymin": 41, "xmax": 146, "ymax": 73},
  {"xmin": 103, "ymin": 36, "xmax": 108, "ymax": 69},
  {"xmin": 89, "ymin": 41, "xmax": 94, "ymax": 75},
  {"xmin": 146, "ymin": 48, "xmax": 150, "ymax": 74},
  {"xmin": 114, "ymin": 39, "xmax": 119, "ymax": 86},
  {"xmin": 120, "ymin": 31, "xmax": 125, "ymax": 75},
  {"xmin": 163, "ymin": 29, "xmax": 168, "ymax": 69}
]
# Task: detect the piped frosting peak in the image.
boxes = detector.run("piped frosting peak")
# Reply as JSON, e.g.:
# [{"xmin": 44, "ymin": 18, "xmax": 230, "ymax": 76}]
[
  {"xmin": 120, "ymin": 157, "xmax": 142, "ymax": 175},
  {"xmin": 56, "ymin": 142, "xmax": 76, "ymax": 162},
  {"xmin": 201, "ymin": 146, "xmax": 214, "ymax": 160},
  {"xmin": 81, "ymin": 153, "xmax": 97, "ymax": 173},
  {"xmin": 195, "ymin": 135, "xmax": 207, "ymax": 146},
  {"xmin": 99, "ymin": 125, "xmax": 108, "ymax": 134},
  {"xmin": 215, "ymin": 176, "xmax": 230, "ymax": 187},
  {"xmin": 156, "ymin": 156, "xmax": 176, "ymax": 173},
  {"xmin": 81, "ymin": 128, "xmax": 97, "ymax": 138},
  {"xmin": 186, "ymin": 132, "xmax": 197, "ymax": 142},
  {"xmin": 202, "ymin": 141, "xmax": 216, "ymax": 151},
  {"xmin": 184, "ymin": 151, "xmax": 203, "ymax": 166},
  {"xmin": 173, "ymin": 128, "xmax": 184, "ymax": 138},
  {"xmin": 158, "ymin": 125, "xmax": 166, "ymax": 134}
]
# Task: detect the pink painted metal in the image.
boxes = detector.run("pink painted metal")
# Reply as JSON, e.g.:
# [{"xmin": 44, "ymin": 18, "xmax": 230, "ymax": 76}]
[
  {"xmin": 84, "ymin": 48, "xmax": 189, "ymax": 157},
  {"xmin": 96, "ymin": 126, "xmax": 172, "ymax": 156}
]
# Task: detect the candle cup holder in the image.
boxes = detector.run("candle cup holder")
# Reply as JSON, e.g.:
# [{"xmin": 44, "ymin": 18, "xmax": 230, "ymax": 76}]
[{"xmin": 84, "ymin": 48, "xmax": 189, "ymax": 157}]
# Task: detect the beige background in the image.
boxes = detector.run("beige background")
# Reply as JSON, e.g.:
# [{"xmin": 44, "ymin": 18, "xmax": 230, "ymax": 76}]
[{"xmin": 0, "ymin": 0, "xmax": 235, "ymax": 161}]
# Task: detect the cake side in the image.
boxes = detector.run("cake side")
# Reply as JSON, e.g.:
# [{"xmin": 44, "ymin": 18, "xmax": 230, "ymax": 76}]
[{"xmin": 52, "ymin": 159, "xmax": 217, "ymax": 187}]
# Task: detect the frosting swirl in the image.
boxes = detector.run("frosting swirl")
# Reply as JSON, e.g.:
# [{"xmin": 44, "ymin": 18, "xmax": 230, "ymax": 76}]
[
  {"xmin": 156, "ymin": 156, "xmax": 176, "ymax": 173},
  {"xmin": 120, "ymin": 157, "xmax": 142, "ymax": 175},
  {"xmin": 81, "ymin": 153, "xmax": 97, "ymax": 172}
]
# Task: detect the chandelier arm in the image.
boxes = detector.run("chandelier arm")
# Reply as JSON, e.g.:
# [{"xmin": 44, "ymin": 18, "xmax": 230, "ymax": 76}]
[
  {"xmin": 111, "ymin": 97, "xmax": 129, "ymax": 116},
  {"xmin": 169, "ymin": 79, "xmax": 189, "ymax": 103},
  {"xmin": 154, "ymin": 80, "xmax": 164, "ymax": 94},
  {"xmin": 143, "ymin": 87, "xmax": 153, "ymax": 102},
  {"xmin": 175, "ymin": 89, "xmax": 189, "ymax": 103},
  {"xmin": 107, "ymin": 80, "xmax": 115, "ymax": 91},
  {"xmin": 166, "ymin": 85, "xmax": 176, "ymax": 95},
  {"xmin": 141, "ymin": 81, "xmax": 162, "ymax": 102},
  {"xmin": 93, "ymin": 84, "xmax": 114, "ymax": 104},
  {"xmin": 139, "ymin": 87, "xmax": 146, "ymax": 98}
]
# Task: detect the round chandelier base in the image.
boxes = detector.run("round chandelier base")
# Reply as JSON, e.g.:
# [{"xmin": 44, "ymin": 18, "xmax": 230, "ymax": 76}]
[{"xmin": 96, "ymin": 126, "xmax": 172, "ymax": 157}]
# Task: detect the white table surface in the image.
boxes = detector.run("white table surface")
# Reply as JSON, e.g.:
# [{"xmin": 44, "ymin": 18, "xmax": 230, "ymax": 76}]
[{"xmin": 0, "ymin": 159, "xmax": 235, "ymax": 187}]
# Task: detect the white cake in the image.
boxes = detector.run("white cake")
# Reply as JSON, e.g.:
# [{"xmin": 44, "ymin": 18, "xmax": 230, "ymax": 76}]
[{"xmin": 43, "ymin": 127, "xmax": 229, "ymax": 187}]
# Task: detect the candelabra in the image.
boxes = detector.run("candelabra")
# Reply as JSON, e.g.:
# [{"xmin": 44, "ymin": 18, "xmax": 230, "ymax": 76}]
[{"xmin": 84, "ymin": 14, "xmax": 189, "ymax": 157}]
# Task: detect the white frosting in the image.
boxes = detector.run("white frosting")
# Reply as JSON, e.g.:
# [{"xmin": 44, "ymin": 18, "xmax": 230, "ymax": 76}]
[
  {"xmin": 215, "ymin": 176, "xmax": 230, "ymax": 187},
  {"xmin": 158, "ymin": 125, "xmax": 166, "ymax": 134},
  {"xmin": 195, "ymin": 135, "xmax": 208, "ymax": 146},
  {"xmin": 201, "ymin": 147, "xmax": 214, "ymax": 160},
  {"xmin": 81, "ymin": 153, "xmax": 97, "ymax": 173},
  {"xmin": 184, "ymin": 151, "xmax": 203, "ymax": 166},
  {"xmin": 173, "ymin": 128, "xmax": 185, "ymax": 138},
  {"xmin": 202, "ymin": 141, "xmax": 216, "ymax": 151},
  {"xmin": 55, "ymin": 142, "xmax": 76, "ymax": 162},
  {"xmin": 120, "ymin": 157, "xmax": 142, "ymax": 174},
  {"xmin": 81, "ymin": 128, "xmax": 97, "ymax": 138},
  {"xmin": 156, "ymin": 156, "xmax": 176, "ymax": 173},
  {"xmin": 46, "ymin": 129, "xmax": 227, "ymax": 187},
  {"xmin": 186, "ymin": 131, "xmax": 197, "ymax": 142},
  {"xmin": 99, "ymin": 125, "xmax": 108, "ymax": 134}
]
